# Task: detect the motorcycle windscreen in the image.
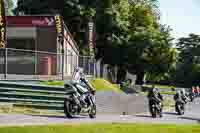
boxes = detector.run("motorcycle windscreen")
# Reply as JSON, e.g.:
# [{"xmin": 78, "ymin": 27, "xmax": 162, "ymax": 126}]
[{"xmin": 75, "ymin": 84, "xmax": 89, "ymax": 94}]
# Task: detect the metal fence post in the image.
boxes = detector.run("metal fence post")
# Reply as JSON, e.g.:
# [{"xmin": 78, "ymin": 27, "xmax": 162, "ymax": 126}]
[
  {"xmin": 70, "ymin": 53, "xmax": 73, "ymax": 75},
  {"xmin": 34, "ymin": 50, "xmax": 37, "ymax": 79},
  {"xmin": 94, "ymin": 59, "xmax": 96, "ymax": 78},
  {"xmin": 62, "ymin": 49, "xmax": 64, "ymax": 80},
  {"xmin": 4, "ymin": 48, "xmax": 7, "ymax": 79}
]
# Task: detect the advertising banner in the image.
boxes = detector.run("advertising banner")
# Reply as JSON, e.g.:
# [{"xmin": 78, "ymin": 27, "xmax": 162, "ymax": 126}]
[
  {"xmin": 88, "ymin": 21, "xmax": 95, "ymax": 58},
  {"xmin": 54, "ymin": 15, "xmax": 64, "ymax": 46},
  {"xmin": 0, "ymin": 0, "xmax": 6, "ymax": 48}
]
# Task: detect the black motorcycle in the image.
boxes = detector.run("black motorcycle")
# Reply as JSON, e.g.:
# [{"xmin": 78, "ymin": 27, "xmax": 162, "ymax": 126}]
[
  {"xmin": 175, "ymin": 100, "xmax": 185, "ymax": 115},
  {"xmin": 63, "ymin": 78, "xmax": 96, "ymax": 119},
  {"xmin": 189, "ymin": 93, "xmax": 194, "ymax": 102},
  {"xmin": 150, "ymin": 98, "xmax": 162, "ymax": 118}
]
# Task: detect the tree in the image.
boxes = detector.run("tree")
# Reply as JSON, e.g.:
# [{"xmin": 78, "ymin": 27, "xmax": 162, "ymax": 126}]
[
  {"xmin": 5, "ymin": 0, "xmax": 14, "ymax": 15},
  {"xmin": 173, "ymin": 34, "xmax": 200, "ymax": 87},
  {"xmin": 123, "ymin": 1, "xmax": 177, "ymax": 85},
  {"xmin": 95, "ymin": 0, "xmax": 132, "ymax": 83}
]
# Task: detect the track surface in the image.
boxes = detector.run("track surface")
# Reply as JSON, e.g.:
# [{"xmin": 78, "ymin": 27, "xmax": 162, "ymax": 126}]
[{"xmin": 0, "ymin": 98, "xmax": 200, "ymax": 126}]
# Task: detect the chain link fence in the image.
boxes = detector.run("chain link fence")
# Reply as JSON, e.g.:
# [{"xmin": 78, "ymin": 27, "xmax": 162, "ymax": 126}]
[{"xmin": 0, "ymin": 48, "xmax": 96, "ymax": 80}]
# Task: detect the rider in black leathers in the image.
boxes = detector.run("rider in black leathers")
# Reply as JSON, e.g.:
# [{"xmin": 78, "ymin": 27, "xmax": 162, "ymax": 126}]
[
  {"xmin": 147, "ymin": 87, "xmax": 164, "ymax": 116},
  {"xmin": 174, "ymin": 89, "xmax": 188, "ymax": 105}
]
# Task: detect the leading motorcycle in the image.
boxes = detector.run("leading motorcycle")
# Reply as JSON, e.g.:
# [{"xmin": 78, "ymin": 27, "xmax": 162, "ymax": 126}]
[
  {"xmin": 63, "ymin": 69, "xmax": 96, "ymax": 119},
  {"xmin": 149, "ymin": 98, "xmax": 163, "ymax": 118}
]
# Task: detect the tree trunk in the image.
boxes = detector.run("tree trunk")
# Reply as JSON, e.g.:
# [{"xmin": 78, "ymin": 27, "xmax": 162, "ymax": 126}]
[{"xmin": 135, "ymin": 71, "xmax": 145, "ymax": 85}]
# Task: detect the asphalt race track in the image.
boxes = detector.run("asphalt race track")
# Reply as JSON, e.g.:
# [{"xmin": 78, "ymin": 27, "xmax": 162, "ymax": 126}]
[{"xmin": 0, "ymin": 98, "xmax": 200, "ymax": 126}]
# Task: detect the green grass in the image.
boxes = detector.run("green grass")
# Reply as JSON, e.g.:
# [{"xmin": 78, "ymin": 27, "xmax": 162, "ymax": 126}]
[
  {"xmin": 160, "ymin": 91, "xmax": 176, "ymax": 95},
  {"xmin": 163, "ymin": 97, "xmax": 175, "ymax": 107},
  {"xmin": 40, "ymin": 81, "xmax": 64, "ymax": 86},
  {"xmin": 90, "ymin": 78, "xmax": 122, "ymax": 93},
  {"xmin": 0, "ymin": 123, "xmax": 200, "ymax": 133},
  {"xmin": 142, "ymin": 91, "xmax": 176, "ymax": 96},
  {"xmin": 143, "ymin": 84, "xmax": 175, "ymax": 89},
  {"xmin": 40, "ymin": 79, "xmax": 122, "ymax": 93}
]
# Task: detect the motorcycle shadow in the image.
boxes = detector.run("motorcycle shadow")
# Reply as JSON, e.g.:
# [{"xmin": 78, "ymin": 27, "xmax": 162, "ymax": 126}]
[
  {"xmin": 135, "ymin": 111, "xmax": 177, "ymax": 118},
  {"xmin": 179, "ymin": 117, "xmax": 200, "ymax": 123},
  {"xmin": 135, "ymin": 114, "xmax": 152, "ymax": 118},
  {"xmin": 163, "ymin": 112, "xmax": 177, "ymax": 115},
  {"xmin": 30, "ymin": 114, "xmax": 88, "ymax": 119}
]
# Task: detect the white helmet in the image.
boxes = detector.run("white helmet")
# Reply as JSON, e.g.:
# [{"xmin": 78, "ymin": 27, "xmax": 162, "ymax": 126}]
[
  {"xmin": 180, "ymin": 89, "xmax": 185, "ymax": 95},
  {"xmin": 176, "ymin": 90, "xmax": 181, "ymax": 95},
  {"xmin": 72, "ymin": 67, "xmax": 84, "ymax": 82}
]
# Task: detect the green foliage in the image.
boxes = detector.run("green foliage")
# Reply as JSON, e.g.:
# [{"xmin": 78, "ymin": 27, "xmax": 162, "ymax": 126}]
[
  {"xmin": 170, "ymin": 34, "xmax": 200, "ymax": 87},
  {"xmin": 6, "ymin": 0, "xmax": 14, "ymax": 15}
]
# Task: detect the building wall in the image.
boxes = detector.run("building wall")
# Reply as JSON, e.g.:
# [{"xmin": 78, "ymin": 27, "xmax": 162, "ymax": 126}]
[
  {"xmin": 36, "ymin": 27, "xmax": 57, "ymax": 75},
  {"xmin": 3, "ymin": 27, "xmax": 36, "ymax": 75},
  {"xmin": 1, "ymin": 16, "xmax": 79, "ymax": 77},
  {"xmin": 36, "ymin": 27, "xmax": 57, "ymax": 52},
  {"xmin": 63, "ymin": 28, "xmax": 79, "ymax": 76}
]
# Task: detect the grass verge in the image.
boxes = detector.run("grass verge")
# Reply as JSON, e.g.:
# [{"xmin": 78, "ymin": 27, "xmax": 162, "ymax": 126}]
[
  {"xmin": 40, "ymin": 78, "xmax": 122, "ymax": 93},
  {"xmin": 0, "ymin": 123, "xmax": 200, "ymax": 133},
  {"xmin": 40, "ymin": 81, "xmax": 64, "ymax": 86},
  {"xmin": 141, "ymin": 91, "xmax": 176, "ymax": 96},
  {"xmin": 90, "ymin": 78, "xmax": 121, "ymax": 93},
  {"xmin": 163, "ymin": 97, "xmax": 175, "ymax": 107},
  {"xmin": 0, "ymin": 105, "xmax": 63, "ymax": 116},
  {"xmin": 143, "ymin": 84, "xmax": 175, "ymax": 90}
]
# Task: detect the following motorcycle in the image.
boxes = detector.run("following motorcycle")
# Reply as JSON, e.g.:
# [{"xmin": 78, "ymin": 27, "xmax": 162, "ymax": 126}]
[
  {"xmin": 189, "ymin": 93, "xmax": 194, "ymax": 102},
  {"xmin": 175, "ymin": 99, "xmax": 185, "ymax": 115}
]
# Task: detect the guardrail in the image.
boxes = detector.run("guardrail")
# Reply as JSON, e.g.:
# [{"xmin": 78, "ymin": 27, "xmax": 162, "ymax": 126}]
[{"xmin": 0, "ymin": 81, "xmax": 67, "ymax": 111}]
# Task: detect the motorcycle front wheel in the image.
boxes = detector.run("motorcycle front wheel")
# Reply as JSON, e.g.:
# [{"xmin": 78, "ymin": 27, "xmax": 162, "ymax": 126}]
[
  {"xmin": 64, "ymin": 99, "xmax": 77, "ymax": 118},
  {"xmin": 151, "ymin": 107, "xmax": 157, "ymax": 118},
  {"xmin": 177, "ymin": 104, "xmax": 184, "ymax": 115},
  {"xmin": 89, "ymin": 105, "xmax": 96, "ymax": 119}
]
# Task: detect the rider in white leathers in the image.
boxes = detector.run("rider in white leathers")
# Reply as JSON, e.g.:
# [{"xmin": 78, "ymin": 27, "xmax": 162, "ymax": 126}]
[
  {"xmin": 70, "ymin": 67, "xmax": 95, "ymax": 105},
  {"xmin": 71, "ymin": 67, "xmax": 89, "ymax": 94}
]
